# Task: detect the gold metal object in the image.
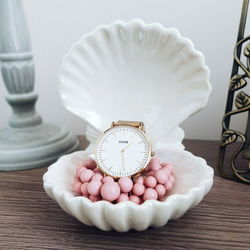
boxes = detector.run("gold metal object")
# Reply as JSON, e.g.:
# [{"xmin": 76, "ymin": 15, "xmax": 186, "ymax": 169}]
[
  {"xmin": 112, "ymin": 120, "xmax": 145, "ymax": 132},
  {"xmin": 218, "ymin": 0, "xmax": 250, "ymax": 183},
  {"xmin": 95, "ymin": 120, "xmax": 153, "ymax": 178}
]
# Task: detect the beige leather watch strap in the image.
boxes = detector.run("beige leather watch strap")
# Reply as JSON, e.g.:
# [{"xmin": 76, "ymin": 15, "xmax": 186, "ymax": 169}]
[{"xmin": 111, "ymin": 120, "xmax": 145, "ymax": 133}]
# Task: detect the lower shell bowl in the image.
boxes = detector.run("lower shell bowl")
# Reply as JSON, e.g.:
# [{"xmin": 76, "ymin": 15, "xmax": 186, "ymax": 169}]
[{"xmin": 43, "ymin": 149, "xmax": 213, "ymax": 232}]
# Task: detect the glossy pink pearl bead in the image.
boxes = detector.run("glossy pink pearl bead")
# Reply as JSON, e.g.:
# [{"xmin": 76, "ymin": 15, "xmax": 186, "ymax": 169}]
[
  {"xmin": 134, "ymin": 176, "xmax": 144, "ymax": 184},
  {"xmin": 80, "ymin": 169, "xmax": 94, "ymax": 183},
  {"xmin": 129, "ymin": 195, "xmax": 140, "ymax": 204},
  {"xmin": 89, "ymin": 195, "xmax": 101, "ymax": 202},
  {"xmin": 155, "ymin": 184, "xmax": 166, "ymax": 198},
  {"xmin": 147, "ymin": 171, "xmax": 155, "ymax": 177},
  {"xmin": 145, "ymin": 176, "xmax": 157, "ymax": 188},
  {"xmin": 162, "ymin": 167, "xmax": 171, "ymax": 176},
  {"xmin": 73, "ymin": 181, "xmax": 82, "ymax": 194},
  {"xmin": 118, "ymin": 177, "xmax": 133, "ymax": 193},
  {"xmin": 160, "ymin": 163, "xmax": 166, "ymax": 168},
  {"xmin": 102, "ymin": 176, "xmax": 114, "ymax": 183},
  {"xmin": 101, "ymin": 182, "xmax": 120, "ymax": 202},
  {"xmin": 155, "ymin": 169, "xmax": 168, "ymax": 184},
  {"xmin": 83, "ymin": 158, "xmax": 96, "ymax": 169},
  {"xmin": 80, "ymin": 182, "xmax": 89, "ymax": 196},
  {"xmin": 77, "ymin": 166, "xmax": 86, "ymax": 177},
  {"xmin": 92, "ymin": 173, "xmax": 103, "ymax": 182},
  {"xmin": 132, "ymin": 183, "xmax": 145, "ymax": 196},
  {"xmin": 144, "ymin": 165, "xmax": 151, "ymax": 172},
  {"xmin": 93, "ymin": 167, "xmax": 101, "ymax": 173},
  {"xmin": 165, "ymin": 181, "xmax": 173, "ymax": 190},
  {"xmin": 117, "ymin": 193, "xmax": 129, "ymax": 203},
  {"xmin": 87, "ymin": 180, "xmax": 102, "ymax": 196},
  {"xmin": 149, "ymin": 158, "xmax": 161, "ymax": 171},
  {"xmin": 143, "ymin": 188, "xmax": 158, "ymax": 200}
]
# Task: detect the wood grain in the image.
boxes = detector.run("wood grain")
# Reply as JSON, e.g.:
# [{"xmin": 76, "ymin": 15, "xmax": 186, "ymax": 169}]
[{"xmin": 0, "ymin": 139, "xmax": 250, "ymax": 250}]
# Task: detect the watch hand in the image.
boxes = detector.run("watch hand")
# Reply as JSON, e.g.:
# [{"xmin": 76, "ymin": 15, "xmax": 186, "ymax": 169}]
[
  {"xmin": 121, "ymin": 141, "xmax": 134, "ymax": 153},
  {"xmin": 121, "ymin": 151, "xmax": 125, "ymax": 171}
]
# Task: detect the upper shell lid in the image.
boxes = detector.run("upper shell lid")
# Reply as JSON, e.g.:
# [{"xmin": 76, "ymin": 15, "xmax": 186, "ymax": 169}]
[{"xmin": 59, "ymin": 19, "xmax": 211, "ymax": 149}]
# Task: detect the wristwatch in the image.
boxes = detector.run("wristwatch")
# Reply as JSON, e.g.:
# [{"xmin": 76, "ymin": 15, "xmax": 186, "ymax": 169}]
[{"xmin": 95, "ymin": 120, "xmax": 154, "ymax": 178}]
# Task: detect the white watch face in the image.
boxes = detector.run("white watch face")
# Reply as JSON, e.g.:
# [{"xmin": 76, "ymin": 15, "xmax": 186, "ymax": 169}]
[{"xmin": 96, "ymin": 125, "xmax": 151, "ymax": 177}]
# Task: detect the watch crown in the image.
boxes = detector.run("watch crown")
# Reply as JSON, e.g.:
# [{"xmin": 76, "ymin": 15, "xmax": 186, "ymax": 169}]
[{"xmin": 151, "ymin": 151, "xmax": 155, "ymax": 157}]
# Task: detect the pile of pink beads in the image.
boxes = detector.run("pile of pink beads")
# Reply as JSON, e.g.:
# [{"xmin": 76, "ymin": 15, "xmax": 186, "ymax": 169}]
[{"xmin": 73, "ymin": 158, "xmax": 175, "ymax": 204}]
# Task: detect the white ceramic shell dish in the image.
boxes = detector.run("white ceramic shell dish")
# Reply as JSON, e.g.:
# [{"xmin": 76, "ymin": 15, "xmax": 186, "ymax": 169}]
[
  {"xmin": 43, "ymin": 19, "xmax": 213, "ymax": 232},
  {"xmin": 43, "ymin": 149, "xmax": 213, "ymax": 232}
]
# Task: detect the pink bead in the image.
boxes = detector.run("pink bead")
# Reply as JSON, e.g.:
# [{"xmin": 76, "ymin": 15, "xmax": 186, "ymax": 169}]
[
  {"xmin": 77, "ymin": 166, "xmax": 86, "ymax": 177},
  {"xmin": 92, "ymin": 173, "xmax": 103, "ymax": 182},
  {"xmin": 165, "ymin": 181, "xmax": 173, "ymax": 190},
  {"xmin": 143, "ymin": 188, "xmax": 158, "ymax": 200},
  {"xmin": 87, "ymin": 180, "xmax": 102, "ymax": 196},
  {"xmin": 155, "ymin": 184, "xmax": 166, "ymax": 198},
  {"xmin": 160, "ymin": 163, "xmax": 166, "ymax": 168},
  {"xmin": 89, "ymin": 195, "xmax": 101, "ymax": 202},
  {"xmin": 118, "ymin": 177, "xmax": 133, "ymax": 193},
  {"xmin": 150, "ymin": 158, "xmax": 161, "ymax": 165},
  {"xmin": 82, "ymin": 158, "xmax": 97, "ymax": 169},
  {"xmin": 80, "ymin": 182, "xmax": 89, "ymax": 195},
  {"xmin": 74, "ymin": 176, "xmax": 80, "ymax": 182},
  {"xmin": 80, "ymin": 169, "xmax": 94, "ymax": 183},
  {"xmin": 147, "ymin": 171, "xmax": 155, "ymax": 177},
  {"xmin": 144, "ymin": 165, "xmax": 150, "ymax": 172},
  {"xmin": 134, "ymin": 176, "xmax": 144, "ymax": 184},
  {"xmin": 117, "ymin": 193, "xmax": 129, "ymax": 203},
  {"xmin": 145, "ymin": 176, "xmax": 157, "ymax": 188},
  {"xmin": 162, "ymin": 167, "xmax": 171, "ymax": 176},
  {"xmin": 163, "ymin": 163, "xmax": 173, "ymax": 172},
  {"xmin": 73, "ymin": 181, "xmax": 82, "ymax": 194},
  {"xmin": 77, "ymin": 162, "xmax": 87, "ymax": 170},
  {"xmin": 132, "ymin": 183, "xmax": 145, "ymax": 196},
  {"xmin": 149, "ymin": 158, "xmax": 161, "ymax": 171},
  {"xmin": 129, "ymin": 195, "xmax": 140, "ymax": 204},
  {"xmin": 102, "ymin": 176, "xmax": 114, "ymax": 183},
  {"xmin": 93, "ymin": 167, "xmax": 102, "ymax": 173},
  {"xmin": 101, "ymin": 182, "xmax": 120, "ymax": 202},
  {"xmin": 155, "ymin": 169, "xmax": 168, "ymax": 184},
  {"xmin": 165, "ymin": 163, "xmax": 173, "ymax": 170}
]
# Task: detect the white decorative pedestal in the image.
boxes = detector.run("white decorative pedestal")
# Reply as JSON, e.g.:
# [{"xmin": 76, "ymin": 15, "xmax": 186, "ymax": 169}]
[{"xmin": 0, "ymin": 0, "xmax": 79, "ymax": 171}]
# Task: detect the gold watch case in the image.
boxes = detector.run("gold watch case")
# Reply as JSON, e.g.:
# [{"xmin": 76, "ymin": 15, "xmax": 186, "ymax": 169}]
[{"xmin": 94, "ymin": 121, "xmax": 154, "ymax": 178}]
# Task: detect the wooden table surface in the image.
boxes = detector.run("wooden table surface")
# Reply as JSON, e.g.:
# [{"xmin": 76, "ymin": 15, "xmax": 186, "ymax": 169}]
[{"xmin": 1, "ymin": 139, "xmax": 250, "ymax": 250}]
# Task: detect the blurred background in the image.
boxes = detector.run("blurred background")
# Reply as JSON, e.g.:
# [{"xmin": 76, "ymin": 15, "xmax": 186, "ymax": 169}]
[{"xmin": 0, "ymin": 0, "xmax": 247, "ymax": 140}]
